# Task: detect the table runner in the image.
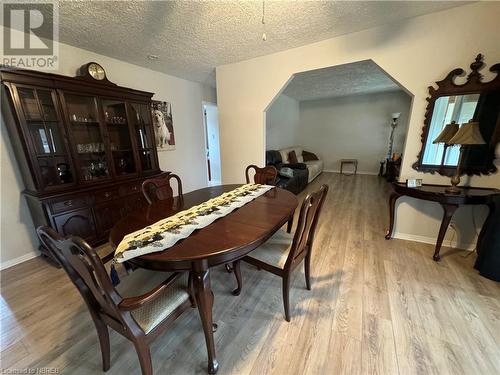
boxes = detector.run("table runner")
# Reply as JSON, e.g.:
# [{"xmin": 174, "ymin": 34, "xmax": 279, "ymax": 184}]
[{"xmin": 114, "ymin": 184, "xmax": 274, "ymax": 263}]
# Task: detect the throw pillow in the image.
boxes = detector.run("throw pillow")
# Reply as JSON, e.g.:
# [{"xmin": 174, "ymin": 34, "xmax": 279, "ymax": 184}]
[
  {"xmin": 279, "ymin": 149, "xmax": 290, "ymax": 163},
  {"xmin": 294, "ymin": 147, "xmax": 304, "ymax": 162},
  {"xmin": 288, "ymin": 150, "xmax": 298, "ymax": 163},
  {"xmin": 303, "ymin": 150, "xmax": 319, "ymax": 161}
]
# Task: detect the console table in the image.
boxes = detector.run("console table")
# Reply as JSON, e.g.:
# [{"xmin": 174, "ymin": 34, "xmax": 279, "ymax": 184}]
[{"xmin": 385, "ymin": 182, "xmax": 499, "ymax": 261}]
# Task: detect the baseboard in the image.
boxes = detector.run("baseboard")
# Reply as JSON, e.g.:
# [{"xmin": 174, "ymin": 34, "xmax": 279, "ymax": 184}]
[
  {"xmin": 323, "ymin": 169, "xmax": 379, "ymax": 176},
  {"xmin": 0, "ymin": 251, "xmax": 40, "ymax": 271},
  {"xmin": 393, "ymin": 231, "xmax": 476, "ymax": 251}
]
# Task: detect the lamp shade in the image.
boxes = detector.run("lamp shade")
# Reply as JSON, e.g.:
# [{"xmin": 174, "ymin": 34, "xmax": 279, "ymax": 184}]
[
  {"xmin": 391, "ymin": 112, "xmax": 401, "ymax": 120},
  {"xmin": 448, "ymin": 120, "xmax": 486, "ymax": 145},
  {"xmin": 433, "ymin": 121, "xmax": 460, "ymax": 144}
]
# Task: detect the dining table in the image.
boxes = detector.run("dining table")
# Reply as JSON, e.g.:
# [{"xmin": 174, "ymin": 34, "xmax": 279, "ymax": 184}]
[{"xmin": 110, "ymin": 184, "xmax": 298, "ymax": 374}]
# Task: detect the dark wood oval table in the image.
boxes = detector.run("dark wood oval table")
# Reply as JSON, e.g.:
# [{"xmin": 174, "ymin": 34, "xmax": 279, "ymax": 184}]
[{"xmin": 110, "ymin": 184, "xmax": 298, "ymax": 374}]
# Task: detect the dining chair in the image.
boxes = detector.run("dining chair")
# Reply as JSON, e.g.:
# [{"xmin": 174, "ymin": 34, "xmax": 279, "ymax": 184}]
[
  {"xmin": 245, "ymin": 165, "xmax": 278, "ymax": 185},
  {"xmin": 36, "ymin": 226, "xmax": 194, "ymax": 375},
  {"xmin": 142, "ymin": 172, "xmax": 183, "ymax": 205},
  {"xmin": 246, "ymin": 163, "xmax": 294, "ymax": 231},
  {"xmin": 232, "ymin": 184, "xmax": 328, "ymax": 321},
  {"xmin": 225, "ymin": 165, "xmax": 280, "ymax": 274}
]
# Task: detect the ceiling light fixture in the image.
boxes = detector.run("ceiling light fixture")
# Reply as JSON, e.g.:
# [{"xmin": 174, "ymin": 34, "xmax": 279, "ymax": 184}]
[
  {"xmin": 261, "ymin": 1, "xmax": 267, "ymax": 41},
  {"xmin": 147, "ymin": 54, "xmax": 159, "ymax": 61}
]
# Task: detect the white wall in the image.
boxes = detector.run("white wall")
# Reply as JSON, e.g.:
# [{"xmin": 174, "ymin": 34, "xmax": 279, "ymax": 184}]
[
  {"xmin": 265, "ymin": 94, "xmax": 300, "ymax": 150},
  {"xmin": 298, "ymin": 91, "xmax": 411, "ymax": 174},
  {"xmin": 216, "ymin": 2, "xmax": 500, "ymax": 249},
  {"xmin": 1, "ymin": 33, "xmax": 216, "ymax": 269}
]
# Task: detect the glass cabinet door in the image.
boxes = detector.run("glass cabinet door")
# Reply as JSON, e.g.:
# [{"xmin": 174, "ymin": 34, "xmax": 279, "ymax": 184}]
[
  {"xmin": 101, "ymin": 99, "xmax": 136, "ymax": 176},
  {"xmin": 129, "ymin": 103, "xmax": 157, "ymax": 172},
  {"xmin": 64, "ymin": 93, "xmax": 110, "ymax": 182},
  {"xmin": 16, "ymin": 87, "xmax": 74, "ymax": 188}
]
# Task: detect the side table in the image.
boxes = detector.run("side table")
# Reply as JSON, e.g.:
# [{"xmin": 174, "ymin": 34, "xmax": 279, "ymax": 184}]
[
  {"xmin": 385, "ymin": 182, "xmax": 499, "ymax": 261},
  {"xmin": 340, "ymin": 159, "xmax": 358, "ymax": 175}
]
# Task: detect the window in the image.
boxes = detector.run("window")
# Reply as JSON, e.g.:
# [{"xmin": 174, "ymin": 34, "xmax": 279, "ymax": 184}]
[{"xmin": 422, "ymin": 94, "xmax": 479, "ymax": 166}]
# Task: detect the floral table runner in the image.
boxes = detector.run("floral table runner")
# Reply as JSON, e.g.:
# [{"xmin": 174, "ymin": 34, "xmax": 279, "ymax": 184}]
[{"xmin": 114, "ymin": 184, "xmax": 274, "ymax": 263}]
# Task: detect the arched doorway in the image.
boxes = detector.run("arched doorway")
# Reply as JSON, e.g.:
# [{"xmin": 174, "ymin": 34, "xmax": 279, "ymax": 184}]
[{"xmin": 264, "ymin": 60, "xmax": 414, "ymax": 180}]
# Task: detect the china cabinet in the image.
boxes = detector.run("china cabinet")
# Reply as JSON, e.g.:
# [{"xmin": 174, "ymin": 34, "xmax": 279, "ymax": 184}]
[{"xmin": 1, "ymin": 63, "xmax": 163, "ymax": 263}]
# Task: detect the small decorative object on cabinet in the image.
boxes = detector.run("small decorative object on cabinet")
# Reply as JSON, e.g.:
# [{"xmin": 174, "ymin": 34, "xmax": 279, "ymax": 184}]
[
  {"xmin": 1, "ymin": 62, "xmax": 164, "ymax": 265},
  {"xmin": 406, "ymin": 178, "xmax": 422, "ymax": 188}
]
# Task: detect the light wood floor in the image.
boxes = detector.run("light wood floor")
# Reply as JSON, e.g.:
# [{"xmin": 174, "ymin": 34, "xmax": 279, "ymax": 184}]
[{"xmin": 2, "ymin": 173, "xmax": 500, "ymax": 374}]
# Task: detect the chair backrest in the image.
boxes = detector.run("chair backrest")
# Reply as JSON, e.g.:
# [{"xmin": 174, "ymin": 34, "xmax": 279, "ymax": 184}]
[
  {"xmin": 245, "ymin": 165, "xmax": 278, "ymax": 185},
  {"xmin": 286, "ymin": 184, "xmax": 329, "ymax": 267},
  {"xmin": 36, "ymin": 226, "xmax": 123, "ymax": 321},
  {"xmin": 142, "ymin": 172, "xmax": 183, "ymax": 204}
]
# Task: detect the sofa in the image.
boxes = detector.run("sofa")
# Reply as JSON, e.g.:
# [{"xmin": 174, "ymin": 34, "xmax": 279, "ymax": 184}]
[
  {"xmin": 266, "ymin": 146, "xmax": 324, "ymax": 194},
  {"xmin": 266, "ymin": 150, "xmax": 308, "ymax": 194},
  {"xmin": 277, "ymin": 146, "xmax": 324, "ymax": 183}
]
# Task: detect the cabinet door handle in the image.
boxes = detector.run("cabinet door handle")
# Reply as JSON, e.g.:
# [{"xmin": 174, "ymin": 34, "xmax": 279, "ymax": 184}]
[
  {"xmin": 64, "ymin": 200, "xmax": 73, "ymax": 207},
  {"xmin": 104, "ymin": 192, "xmax": 111, "ymax": 198}
]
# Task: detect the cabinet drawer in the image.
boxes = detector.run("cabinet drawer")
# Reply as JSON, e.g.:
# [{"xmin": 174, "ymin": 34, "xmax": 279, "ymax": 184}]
[
  {"xmin": 120, "ymin": 182, "xmax": 142, "ymax": 196},
  {"xmin": 52, "ymin": 208, "xmax": 96, "ymax": 241},
  {"xmin": 50, "ymin": 196, "xmax": 88, "ymax": 214},
  {"xmin": 94, "ymin": 188, "xmax": 119, "ymax": 203}
]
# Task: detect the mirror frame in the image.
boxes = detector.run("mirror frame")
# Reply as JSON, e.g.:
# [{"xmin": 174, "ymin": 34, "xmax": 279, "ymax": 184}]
[{"xmin": 413, "ymin": 54, "xmax": 500, "ymax": 176}]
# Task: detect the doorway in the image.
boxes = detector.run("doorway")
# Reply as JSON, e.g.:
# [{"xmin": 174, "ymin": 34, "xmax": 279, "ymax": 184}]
[
  {"xmin": 203, "ymin": 102, "xmax": 221, "ymax": 185},
  {"xmin": 264, "ymin": 60, "xmax": 413, "ymax": 178}
]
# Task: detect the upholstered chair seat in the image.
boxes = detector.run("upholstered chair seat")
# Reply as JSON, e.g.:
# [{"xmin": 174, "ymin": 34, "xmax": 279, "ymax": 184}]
[
  {"xmin": 116, "ymin": 270, "xmax": 190, "ymax": 334},
  {"xmin": 248, "ymin": 230, "xmax": 292, "ymax": 268}
]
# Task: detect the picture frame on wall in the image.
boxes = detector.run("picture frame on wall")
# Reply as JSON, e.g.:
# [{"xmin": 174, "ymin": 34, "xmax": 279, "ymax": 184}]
[{"xmin": 151, "ymin": 100, "xmax": 176, "ymax": 151}]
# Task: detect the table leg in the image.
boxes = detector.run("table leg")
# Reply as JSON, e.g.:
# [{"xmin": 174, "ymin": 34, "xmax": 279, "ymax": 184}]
[
  {"xmin": 193, "ymin": 263, "xmax": 219, "ymax": 374},
  {"xmin": 232, "ymin": 260, "xmax": 242, "ymax": 296},
  {"xmin": 385, "ymin": 192, "xmax": 401, "ymax": 239},
  {"xmin": 433, "ymin": 204, "xmax": 459, "ymax": 261}
]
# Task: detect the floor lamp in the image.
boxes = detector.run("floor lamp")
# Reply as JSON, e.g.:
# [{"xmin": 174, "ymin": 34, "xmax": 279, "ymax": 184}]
[{"xmin": 386, "ymin": 112, "xmax": 401, "ymax": 161}]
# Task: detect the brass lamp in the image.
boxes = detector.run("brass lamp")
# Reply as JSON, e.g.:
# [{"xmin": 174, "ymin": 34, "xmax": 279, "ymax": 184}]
[
  {"xmin": 432, "ymin": 121, "xmax": 459, "ymax": 171},
  {"xmin": 445, "ymin": 120, "xmax": 486, "ymax": 194}
]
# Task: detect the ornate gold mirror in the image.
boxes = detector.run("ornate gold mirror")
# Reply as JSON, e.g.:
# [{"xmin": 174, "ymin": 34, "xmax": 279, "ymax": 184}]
[{"xmin": 413, "ymin": 54, "xmax": 500, "ymax": 176}]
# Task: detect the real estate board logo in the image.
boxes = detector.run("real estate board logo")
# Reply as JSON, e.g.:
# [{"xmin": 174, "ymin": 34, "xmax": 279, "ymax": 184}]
[{"xmin": 2, "ymin": 1, "xmax": 59, "ymax": 69}]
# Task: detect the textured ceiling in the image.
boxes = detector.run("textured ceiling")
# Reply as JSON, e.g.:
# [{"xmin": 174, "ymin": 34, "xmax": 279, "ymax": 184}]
[
  {"xmin": 282, "ymin": 60, "xmax": 401, "ymax": 101},
  {"xmin": 56, "ymin": 1, "xmax": 469, "ymax": 86}
]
